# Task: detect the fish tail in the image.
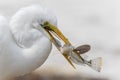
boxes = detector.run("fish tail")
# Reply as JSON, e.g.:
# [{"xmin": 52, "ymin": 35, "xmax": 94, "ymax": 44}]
[{"xmin": 88, "ymin": 57, "xmax": 102, "ymax": 72}]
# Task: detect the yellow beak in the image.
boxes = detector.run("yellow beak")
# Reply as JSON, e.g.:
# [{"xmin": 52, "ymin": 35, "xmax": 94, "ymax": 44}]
[{"xmin": 43, "ymin": 22, "xmax": 75, "ymax": 69}]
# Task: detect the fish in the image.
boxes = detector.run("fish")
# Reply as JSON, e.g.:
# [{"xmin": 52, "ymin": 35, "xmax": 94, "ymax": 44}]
[
  {"xmin": 50, "ymin": 32, "xmax": 102, "ymax": 72},
  {"xmin": 61, "ymin": 44, "xmax": 102, "ymax": 72}
]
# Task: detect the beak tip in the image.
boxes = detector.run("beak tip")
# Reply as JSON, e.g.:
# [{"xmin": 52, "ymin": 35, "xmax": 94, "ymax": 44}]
[{"xmin": 63, "ymin": 54, "xmax": 76, "ymax": 69}]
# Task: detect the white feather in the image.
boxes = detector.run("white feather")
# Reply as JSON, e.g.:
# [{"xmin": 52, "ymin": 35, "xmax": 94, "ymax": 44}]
[{"xmin": 0, "ymin": 5, "xmax": 57, "ymax": 79}]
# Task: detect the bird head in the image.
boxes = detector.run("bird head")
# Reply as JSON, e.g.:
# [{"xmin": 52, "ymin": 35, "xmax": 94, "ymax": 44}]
[{"xmin": 10, "ymin": 5, "xmax": 74, "ymax": 68}]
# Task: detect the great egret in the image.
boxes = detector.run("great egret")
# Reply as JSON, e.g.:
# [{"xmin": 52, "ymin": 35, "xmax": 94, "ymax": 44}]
[
  {"xmin": 0, "ymin": 5, "xmax": 102, "ymax": 80},
  {"xmin": 0, "ymin": 5, "xmax": 72, "ymax": 80}
]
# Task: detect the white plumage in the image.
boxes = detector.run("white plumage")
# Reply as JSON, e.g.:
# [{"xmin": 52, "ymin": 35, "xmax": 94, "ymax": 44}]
[{"xmin": 0, "ymin": 5, "xmax": 57, "ymax": 79}]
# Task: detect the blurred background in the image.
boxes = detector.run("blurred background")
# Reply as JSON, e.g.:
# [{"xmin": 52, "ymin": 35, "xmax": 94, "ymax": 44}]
[{"xmin": 0, "ymin": 0, "xmax": 120, "ymax": 80}]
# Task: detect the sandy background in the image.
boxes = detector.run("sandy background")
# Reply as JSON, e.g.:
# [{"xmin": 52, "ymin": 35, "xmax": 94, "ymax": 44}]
[{"xmin": 0, "ymin": 0, "xmax": 120, "ymax": 80}]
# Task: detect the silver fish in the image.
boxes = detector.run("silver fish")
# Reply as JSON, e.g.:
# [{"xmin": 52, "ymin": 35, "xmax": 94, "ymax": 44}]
[
  {"xmin": 61, "ymin": 44, "xmax": 102, "ymax": 72},
  {"xmin": 50, "ymin": 30, "xmax": 102, "ymax": 72}
]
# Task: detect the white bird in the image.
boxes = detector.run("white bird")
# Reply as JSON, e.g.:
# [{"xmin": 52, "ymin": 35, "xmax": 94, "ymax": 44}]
[{"xmin": 0, "ymin": 5, "xmax": 71, "ymax": 80}]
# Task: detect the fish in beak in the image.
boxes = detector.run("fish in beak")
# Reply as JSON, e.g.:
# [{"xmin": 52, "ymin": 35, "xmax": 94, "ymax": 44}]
[
  {"xmin": 42, "ymin": 21, "xmax": 75, "ymax": 68},
  {"xmin": 42, "ymin": 22, "xmax": 102, "ymax": 72}
]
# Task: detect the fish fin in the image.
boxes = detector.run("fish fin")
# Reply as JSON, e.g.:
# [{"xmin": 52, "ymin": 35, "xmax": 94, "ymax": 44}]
[
  {"xmin": 89, "ymin": 57, "xmax": 102, "ymax": 72},
  {"xmin": 73, "ymin": 45, "xmax": 91, "ymax": 54}
]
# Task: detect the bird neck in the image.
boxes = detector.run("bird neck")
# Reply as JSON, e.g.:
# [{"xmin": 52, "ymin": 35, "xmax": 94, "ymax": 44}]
[
  {"xmin": 9, "ymin": 17, "xmax": 52, "ymax": 70},
  {"xmin": 9, "ymin": 26, "xmax": 52, "ymax": 71}
]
